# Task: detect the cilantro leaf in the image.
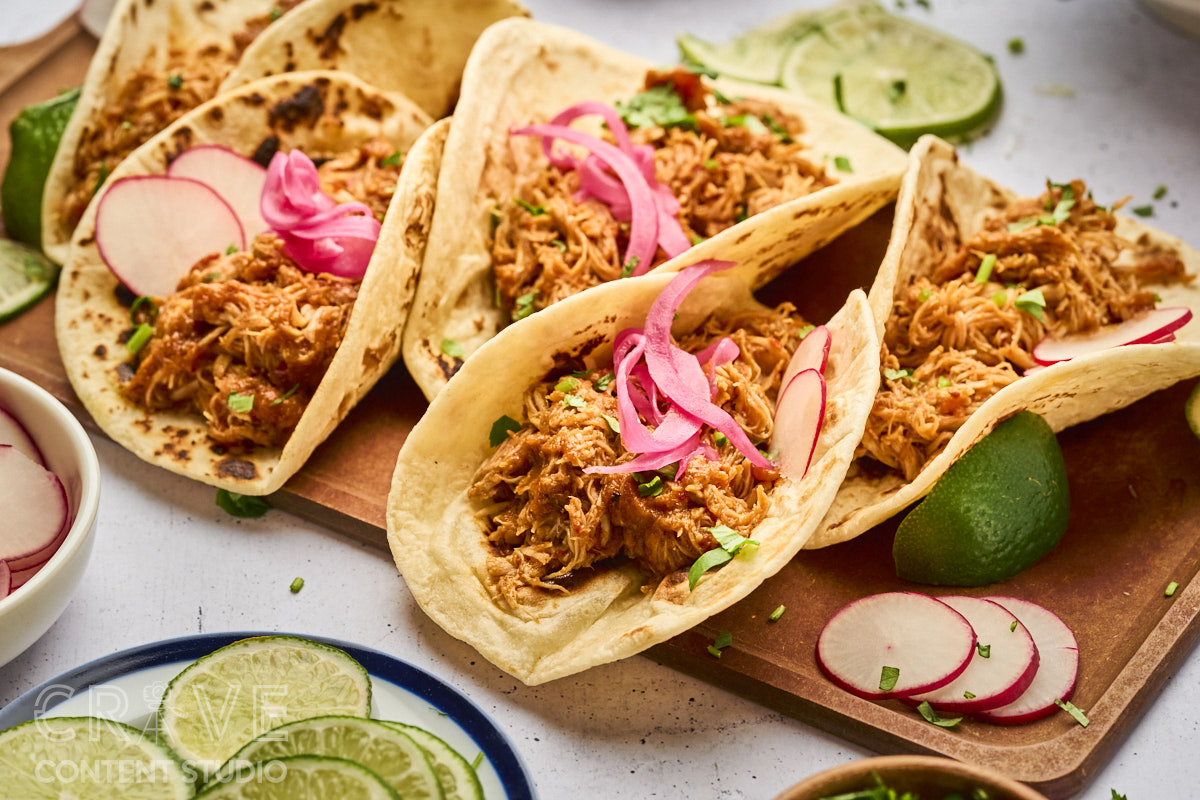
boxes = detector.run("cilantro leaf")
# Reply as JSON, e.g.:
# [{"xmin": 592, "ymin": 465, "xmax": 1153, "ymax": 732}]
[
  {"xmin": 879, "ymin": 665, "xmax": 900, "ymax": 692},
  {"xmin": 227, "ymin": 391, "xmax": 254, "ymax": 414},
  {"xmin": 554, "ymin": 376, "xmax": 579, "ymax": 393},
  {"xmin": 562, "ymin": 393, "xmax": 586, "ymax": 409},
  {"xmin": 514, "ymin": 197, "xmax": 546, "ymax": 216},
  {"xmin": 917, "ymin": 700, "xmax": 962, "ymax": 728},
  {"xmin": 1015, "ymin": 288, "xmax": 1047, "ymax": 321},
  {"xmin": 601, "ymin": 413, "xmax": 620, "ymax": 434},
  {"xmin": 594, "ymin": 372, "xmax": 615, "ymax": 391},
  {"xmin": 270, "ymin": 384, "xmax": 299, "ymax": 407},
  {"xmin": 637, "ymin": 475, "xmax": 665, "ymax": 497},
  {"xmin": 216, "ymin": 489, "xmax": 271, "ymax": 518},
  {"xmin": 512, "ymin": 291, "xmax": 538, "ymax": 320},
  {"xmin": 441, "ymin": 339, "xmax": 465, "ymax": 358},
  {"xmin": 381, "ymin": 150, "xmax": 403, "ymax": 168},
  {"xmin": 489, "ymin": 414, "xmax": 521, "ymax": 446},
  {"xmin": 1131, "ymin": 204, "xmax": 1154, "ymax": 217},
  {"xmin": 833, "ymin": 155, "xmax": 853, "ymax": 172},
  {"xmin": 621, "ymin": 256, "xmax": 640, "ymax": 278},
  {"xmin": 616, "ymin": 84, "xmax": 696, "ymax": 130},
  {"xmin": 1055, "ymin": 698, "xmax": 1090, "ymax": 727},
  {"xmin": 708, "ymin": 524, "xmax": 758, "ymax": 555}
]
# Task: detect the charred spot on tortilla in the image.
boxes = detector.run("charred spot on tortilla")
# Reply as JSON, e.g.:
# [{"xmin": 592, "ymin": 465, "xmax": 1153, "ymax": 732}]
[
  {"xmin": 436, "ymin": 354, "xmax": 463, "ymax": 380},
  {"xmin": 210, "ymin": 443, "xmax": 228, "ymax": 456},
  {"xmin": 115, "ymin": 362, "xmax": 135, "ymax": 383},
  {"xmin": 313, "ymin": 13, "xmax": 349, "ymax": 59},
  {"xmin": 113, "ymin": 283, "xmax": 137, "ymax": 308},
  {"xmin": 216, "ymin": 458, "xmax": 258, "ymax": 481},
  {"xmin": 207, "ymin": 106, "xmax": 224, "ymax": 123},
  {"xmin": 94, "ymin": 345, "xmax": 107, "ymax": 358},
  {"xmin": 244, "ymin": 92, "xmax": 266, "ymax": 107},
  {"xmin": 351, "ymin": 3, "xmax": 380, "ymax": 21},
  {"xmin": 251, "ymin": 135, "xmax": 281, "ymax": 168},
  {"xmin": 78, "ymin": 236, "xmax": 95, "ymax": 247},
  {"xmin": 196, "ymin": 1, "xmax": 213, "ymax": 11},
  {"xmin": 269, "ymin": 84, "xmax": 325, "ymax": 133}
]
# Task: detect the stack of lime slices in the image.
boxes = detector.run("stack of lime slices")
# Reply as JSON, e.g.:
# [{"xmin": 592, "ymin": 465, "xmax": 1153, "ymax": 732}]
[
  {"xmin": 0, "ymin": 636, "xmax": 484, "ymax": 800},
  {"xmin": 678, "ymin": 0, "xmax": 1001, "ymax": 148}
]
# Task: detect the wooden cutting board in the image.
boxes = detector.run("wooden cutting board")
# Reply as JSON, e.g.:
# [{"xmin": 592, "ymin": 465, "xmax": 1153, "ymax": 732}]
[{"xmin": 5, "ymin": 27, "xmax": 1199, "ymax": 798}]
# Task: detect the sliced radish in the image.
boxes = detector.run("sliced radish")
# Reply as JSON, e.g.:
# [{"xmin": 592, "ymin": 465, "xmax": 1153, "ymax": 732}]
[
  {"xmin": 1032, "ymin": 307, "xmax": 1192, "ymax": 365},
  {"xmin": 772, "ymin": 369, "xmax": 825, "ymax": 479},
  {"xmin": 816, "ymin": 592, "xmax": 976, "ymax": 700},
  {"xmin": 0, "ymin": 406, "xmax": 45, "ymax": 466},
  {"xmin": 975, "ymin": 596, "xmax": 1079, "ymax": 725},
  {"xmin": 168, "ymin": 145, "xmax": 269, "ymax": 242},
  {"xmin": 907, "ymin": 596, "xmax": 1039, "ymax": 713},
  {"xmin": 95, "ymin": 175, "xmax": 244, "ymax": 297},
  {"xmin": 779, "ymin": 325, "xmax": 831, "ymax": 403},
  {"xmin": 10, "ymin": 563, "xmax": 39, "ymax": 591},
  {"xmin": 0, "ymin": 561, "xmax": 9, "ymax": 600},
  {"xmin": 0, "ymin": 445, "xmax": 68, "ymax": 571},
  {"xmin": 1148, "ymin": 332, "xmax": 1177, "ymax": 344}
]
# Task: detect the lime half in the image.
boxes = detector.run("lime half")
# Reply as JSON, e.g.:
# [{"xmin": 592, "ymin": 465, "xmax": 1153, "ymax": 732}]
[
  {"xmin": 211, "ymin": 716, "xmax": 443, "ymax": 800},
  {"xmin": 0, "ymin": 716, "xmax": 192, "ymax": 799},
  {"xmin": 780, "ymin": 4, "xmax": 1001, "ymax": 148},
  {"xmin": 384, "ymin": 722, "xmax": 484, "ymax": 800},
  {"xmin": 678, "ymin": 7, "xmax": 832, "ymax": 85},
  {"xmin": 2, "ymin": 87, "xmax": 80, "ymax": 247},
  {"xmin": 157, "ymin": 636, "xmax": 372, "ymax": 776},
  {"xmin": 196, "ymin": 755, "xmax": 398, "ymax": 800},
  {"xmin": 0, "ymin": 238, "xmax": 59, "ymax": 322},
  {"xmin": 893, "ymin": 410, "xmax": 1069, "ymax": 586}
]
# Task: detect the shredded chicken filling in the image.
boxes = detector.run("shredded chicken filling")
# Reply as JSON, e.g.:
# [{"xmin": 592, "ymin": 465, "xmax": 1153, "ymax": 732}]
[
  {"xmin": 119, "ymin": 139, "xmax": 402, "ymax": 448},
  {"xmin": 468, "ymin": 304, "xmax": 806, "ymax": 610},
  {"xmin": 489, "ymin": 69, "xmax": 833, "ymax": 318},
  {"xmin": 862, "ymin": 180, "xmax": 1191, "ymax": 480}
]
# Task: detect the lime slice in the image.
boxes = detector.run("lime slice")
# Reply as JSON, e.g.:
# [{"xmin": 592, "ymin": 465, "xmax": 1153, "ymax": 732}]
[
  {"xmin": 0, "ymin": 238, "xmax": 59, "ymax": 321},
  {"xmin": 157, "ymin": 636, "xmax": 372, "ymax": 777},
  {"xmin": 383, "ymin": 722, "xmax": 484, "ymax": 800},
  {"xmin": 678, "ymin": 10, "xmax": 825, "ymax": 84},
  {"xmin": 211, "ymin": 716, "xmax": 443, "ymax": 800},
  {"xmin": 1, "ymin": 88, "xmax": 80, "ymax": 247},
  {"xmin": 893, "ymin": 410, "xmax": 1069, "ymax": 586},
  {"xmin": 779, "ymin": 4, "xmax": 1001, "ymax": 148},
  {"xmin": 196, "ymin": 755, "xmax": 398, "ymax": 799},
  {"xmin": 1187, "ymin": 382, "xmax": 1200, "ymax": 440},
  {"xmin": 0, "ymin": 716, "xmax": 192, "ymax": 799}
]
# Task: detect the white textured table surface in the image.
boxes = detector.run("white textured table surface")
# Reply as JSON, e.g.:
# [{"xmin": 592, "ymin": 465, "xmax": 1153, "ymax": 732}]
[{"xmin": 3, "ymin": 1, "xmax": 1199, "ymax": 798}]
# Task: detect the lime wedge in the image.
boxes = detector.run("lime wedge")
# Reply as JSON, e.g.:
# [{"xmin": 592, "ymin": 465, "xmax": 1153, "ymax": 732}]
[
  {"xmin": 211, "ymin": 716, "xmax": 443, "ymax": 800},
  {"xmin": 779, "ymin": 4, "xmax": 1001, "ymax": 148},
  {"xmin": 157, "ymin": 636, "xmax": 372, "ymax": 777},
  {"xmin": 383, "ymin": 722, "xmax": 484, "ymax": 800},
  {"xmin": 0, "ymin": 238, "xmax": 59, "ymax": 321},
  {"xmin": 1, "ymin": 88, "xmax": 80, "ymax": 247},
  {"xmin": 0, "ymin": 716, "xmax": 192, "ymax": 799},
  {"xmin": 196, "ymin": 755, "xmax": 398, "ymax": 799},
  {"xmin": 678, "ymin": 9, "xmax": 826, "ymax": 84}
]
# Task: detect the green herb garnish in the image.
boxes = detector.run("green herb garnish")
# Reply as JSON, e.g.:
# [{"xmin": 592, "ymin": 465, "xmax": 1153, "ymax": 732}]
[
  {"xmin": 1011, "ymin": 620, "xmax": 1019, "ymax": 632},
  {"xmin": 513, "ymin": 290, "xmax": 538, "ymax": 320},
  {"xmin": 690, "ymin": 234, "xmax": 706, "ymax": 245},
  {"xmin": 594, "ymin": 372, "xmax": 615, "ymax": 391},
  {"xmin": 708, "ymin": 524, "xmax": 758, "ymax": 555},
  {"xmin": 621, "ymin": 256, "xmax": 640, "ymax": 278},
  {"xmin": 441, "ymin": 339, "xmax": 465, "ymax": 358},
  {"xmin": 1007, "ymin": 37, "xmax": 1025, "ymax": 54},
  {"xmin": 224, "ymin": 243, "xmax": 238, "ymax": 255},
  {"xmin": 637, "ymin": 475, "xmax": 665, "ymax": 497},
  {"xmin": 760, "ymin": 113, "xmax": 793, "ymax": 143},
  {"xmin": 964, "ymin": 690, "xmax": 976, "ymax": 699},
  {"xmin": 1055, "ymin": 698, "xmax": 1090, "ymax": 727},
  {"xmin": 215, "ymin": 489, "xmax": 271, "ymax": 518},
  {"xmin": 886, "ymin": 80, "xmax": 907, "ymax": 103},
  {"xmin": 471, "ymin": 752, "xmax": 484, "ymax": 770},
  {"xmin": 917, "ymin": 700, "xmax": 961, "ymax": 728},
  {"xmin": 167, "ymin": 74, "xmax": 183, "ymax": 90},
  {"xmin": 489, "ymin": 414, "xmax": 521, "ymax": 446},
  {"xmin": 562, "ymin": 393, "xmax": 586, "ymax": 409},
  {"xmin": 879, "ymin": 665, "xmax": 900, "ymax": 693},
  {"xmin": 554, "ymin": 376, "xmax": 579, "ymax": 393},
  {"xmin": 722, "ymin": 113, "xmax": 768, "ymax": 135},
  {"xmin": 92, "ymin": 162, "xmax": 109, "ymax": 197},
  {"xmin": 550, "ymin": 238, "xmax": 567, "ymax": 251},
  {"xmin": 227, "ymin": 391, "xmax": 254, "ymax": 414},
  {"xmin": 1153, "ymin": 185, "xmax": 1168, "ymax": 200},
  {"xmin": 1007, "ymin": 218, "xmax": 1038, "ymax": 233},
  {"xmin": 129, "ymin": 296, "xmax": 158, "ymax": 324},
  {"xmin": 974, "ymin": 253, "xmax": 997, "ymax": 284},
  {"xmin": 883, "ymin": 367, "xmax": 914, "ymax": 382},
  {"xmin": 977, "ymin": 642, "xmax": 991, "ymax": 658},
  {"xmin": 1015, "ymin": 288, "xmax": 1047, "ymax": 321},
  {"xmin": 125, "ymin": 323, "xmax": 154, "ymax": 355},
  {"xmin": 688, "ymin": 548, "xmax": 732, "ymax": 589},
  {"xmin": 703, "ymin": 158, "xmax": 719, "ymax": 170},
  {"xmin": 833, "ymin": 155, "xmax": 853, "ymax": 172},
  {"xmin": 270, "ymin": 384, "xmax": 299, "ymax": 406},
  {"xmin": 917, "ymin": 287, "xmax": 932, "ymax": 303},
  {"xmin": 1039, "ymin": 181, "xmax": 1076, "ymax": 225},
  {"xmin": 1165, "ymin": 580, "xmax": 1179, "ymax": 597},
  {"xmin": 937, "ymin": 376, "xmax": 952, "ymax": 388},
  {"xmin": 601, "ymin": 413, "xmax": 620, "ymax": 434},
  {"xmin": 268, "ymin": 6, "xmax": 283, "ymax": 21},
  {"xmin": 992, "ymin": 290, "xmax": 1009, "ymax": 308},
  {"xmin": 380, "ymin": 150, "xmax": 403, "ymax": 168},
  {"xmin": 768, "ymin": 605, "xmax": 786, "ymax": 622},
  {"xmin": 713, "ymin": 432, "xmax": 728, "ymax": 447},
  {"xmin": 832, "ymin": 73, "xmax": 847, "ymax": 113},
  {"xmin": 289, "ymin": 577, "xmax": 304, "ymax": 593},
  {"xmin": 515, "ymin": 197, "xmax": 546, "ymax": 216},
  {"xmin": 1132, "ymin": 204, "xmax": 1154, "ymax": 217},
  {"xmin": 616, "ymin": 84, "xmax": 696, "ymax": 130}
]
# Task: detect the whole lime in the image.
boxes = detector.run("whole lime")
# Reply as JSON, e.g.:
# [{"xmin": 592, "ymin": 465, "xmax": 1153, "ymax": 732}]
[
  {"xmin": 893, "ymin": 410, "xmax": 1069, "ymax": 586},
  {"xmin": 2, "ymin": 87, "xmax": 80, "ymax": 247}
]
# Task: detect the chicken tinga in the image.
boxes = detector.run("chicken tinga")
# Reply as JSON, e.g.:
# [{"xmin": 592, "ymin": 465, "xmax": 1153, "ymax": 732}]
[
  {"xmin": 811, "ymin": 135, "xmax": 1200, "ymax": 550},
  {"xmin": 387, "ymin": 260, "xmax": 882, "ymax": 684}
]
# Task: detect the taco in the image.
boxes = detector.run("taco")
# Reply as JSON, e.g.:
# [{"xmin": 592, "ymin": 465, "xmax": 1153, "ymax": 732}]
[
  {"xmin": 56, "ymin": 71, "xmax": 446, "ymax": 494},
  {"xmin": 387, "ymin": 260, "xmax": 880, "ymax": 684},
  {"xmin": 41, "ymin": 0, "xmax": 524, "ymax": 263},
  {"xmin": 401, "ymin": 17, "xmax": 905, "ymax": 400},
  {"xmin": 811, "ymin": 135, "xmax": 1200, "ymax": 548}
]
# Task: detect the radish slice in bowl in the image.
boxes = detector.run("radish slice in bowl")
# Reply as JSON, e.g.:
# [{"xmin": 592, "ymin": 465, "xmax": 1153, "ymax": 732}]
[
  {"xmin": 1032, "ymin": 307, "xmax": 1192, "ymax": 365},
  {"xmin": 772, "ymin": 369, "xmax": 825, "ymax": 480},
  {"xmin": 817, "ymin": 592, "xmax": 976, "ymax": 700},
  {"xmin": 168, "ymin": 145, "xmax": 268, "ymax": 241},
  {"xmin": 0, "ymin": 407, "xmax": 45, "ymax": 466},
  {"xmin": 975, "ymin": 596, "xmax": 1079, "ymax": 724},
  {"xmin": 0, "ymin": 561, "xmax": 9, "ymax": 600},
  {"xmin": 906, "ymin": 596, "xmax": 1039, "ymax": 714},
  {"xmin": 0, "ymin": 446, "xmax": 68, "ymax": 572},
  {"xmin": 95, "ymin": 175, "xmax": 245, "ymax": 298}
]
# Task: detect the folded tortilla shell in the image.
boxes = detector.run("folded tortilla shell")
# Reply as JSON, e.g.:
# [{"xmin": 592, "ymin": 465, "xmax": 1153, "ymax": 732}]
[
  {"xmin": 56, "ymin": 71, "xmax": 444, "ymax": 495},
  {"xmin": 809, "ymin": 135, "xmax": 1200, "ymax": 549},
  {"xmin": 400, "ymin": 17, "xmax": 905, "ymax": 401},
  {"xmin": 388, "ymin": 271, "xmax": 881, "ymax": 684}
]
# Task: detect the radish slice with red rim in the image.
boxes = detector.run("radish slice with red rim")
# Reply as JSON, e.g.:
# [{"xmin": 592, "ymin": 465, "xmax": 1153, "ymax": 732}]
[
  {"xmin": 10, "ymin": 563, "xmax": 40, "ymax": 591},
  {"xmin": 0, "ymin": 446, "xmax": 68, "ymax": 571},
  {"xmin": 0, "ymin": 406, "xmax": 45, "ymax": 466},
  {"xmin": 167, "ymin": 145, "xmax": 269, "ymax": 242},
  {"xmin": 1032, "ymin": 307, "xmax": 1192, "ymax": 365},
  {"xmin": 0, "ymin": 561, "xmax": 10, "ymax": 599},
  {"xmin": 816, "ymin": 592, "xmax": 976, "ymax": 700},
  {"xmin": 906, "ymin": 596, "xmax": 1039, "ymax": 713},
  {"xmin": 975, "ymin": 596, "xmax": 1079, "ymax": 725},
  {"xmin": 779, "ymin": 325, "xmax": 831, "ymax": 402},
  {"xmin": 96, "ymin": 175, "xmax": 245, "ymax": 298},
  {"xmin": 772, "ymin": 369, "xmax": 825, "ymax": 480}
]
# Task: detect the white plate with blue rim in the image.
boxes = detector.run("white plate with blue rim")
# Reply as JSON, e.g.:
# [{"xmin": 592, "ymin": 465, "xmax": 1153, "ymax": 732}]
[{"xmin": 0, "ymin": 631, "xmax": 536, "ymax": 799}]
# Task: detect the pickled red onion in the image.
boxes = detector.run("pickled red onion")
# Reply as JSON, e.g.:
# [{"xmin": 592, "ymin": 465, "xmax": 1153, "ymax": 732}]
[{"xmin": 260, "ymin": 150, "xmax": 381, "ymax": 279}]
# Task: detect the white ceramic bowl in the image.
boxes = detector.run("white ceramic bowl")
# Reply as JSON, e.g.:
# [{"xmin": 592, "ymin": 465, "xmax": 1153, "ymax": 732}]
[
  {"xmin": 1141, "ymin": 0, "xmax": 1200, "ymax": 39},
  {"xmin": 0, "ymin": 368, "xmax": 100, "ymax": 668}
]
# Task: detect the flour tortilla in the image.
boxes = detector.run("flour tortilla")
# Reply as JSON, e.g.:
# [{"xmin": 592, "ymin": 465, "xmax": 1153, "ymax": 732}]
[
  {"xmin": 400, "ymin": 17, "xmax": 906, "ymax": 401},
  {"xmin": 388, "ymin": 271, "xmax": 880, "ymax": 684},
  {"xmin": 809, "ymin": 135, "xmax": 1200, "ymax": 549},
  {"xmin": 221, "ymin": 0, "xmax": 530, "ymax": 118},
  {"xmin": 56, "ymin": 72, "xmax": 445, "ymax": 495}
]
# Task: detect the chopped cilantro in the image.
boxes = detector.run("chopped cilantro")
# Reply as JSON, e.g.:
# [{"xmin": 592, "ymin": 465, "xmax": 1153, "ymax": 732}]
[
  {"xmin": 1153, "ymin": 185, "xmax": 1168, "ymax": 200},
  {"xmin": 1055, "ymin": 698, "xmax": 1090, "ymax": 727},
  {"xmin": 703, "ymin": 158, "xmax": 719, "ymax": 170},
  {"xmin": 915, "ymin": 0, "xmax": 930, "ymax": 8},
  {"xmin": 1039, "ymin": 181, "xmax": 1076, "ymax": 225},
  {"xmin": 550, "ymin": 238, "xmax": 567, "ymax": 251},
  {"xmin": 1011, "ymin": 619, "xmax": 1019, "ymax": 632},
  {"xmin": 937, "ymin": 376, "xmax": 952, "ymax": 388},
  {"xmin": 270, "ymin": 384, "xmax": 299, "ymax": 406},
  {"xmin": 690, "ymin": 234, "xmax": 706, "ymax": 245},
  {"xmin": 562, "ymin": 393, "xmax": 586, "ymax": 409},
  {"xmin": 832, "ymin": 73, "xmax": 847, "ymax": 114},
  {"xmin": 687, "ymin": 548, "xmax": 731, "ymax": 590},
  {"xmin": 992, "ymin": 290, "xmax": 1009, "ymax": 308},
  {"xmin": 215, "ymin": 489, "xmax": 271, "ymax": 518},
  {"xmin": 594, "ymin": 372, "xmax": 615, "ymax": 391},
  {"xmin": 92, "ymin": 163, "xmax": 109, "ymax": 197},
  {"xmin": 471, "ymin": 752, "xmax": 484, "ymax": 770},
  {"xmin": 886, "ymin": 79, "xmax": 907, "ymax": 104},
  {"xmin": 289, "ymin": 577, "xmax": 304, "ymax": 593},
  {"xmin": 1111, "ymin": 790, "xmax": 1127, "ymax": 800},
  {"xmin": 917, "ymin": 700, "xmax": 961, "ymax": 728},
  {"xmin": 514, "ymin": 197, "xmax": 546, "ymax": 216},
  {"xmin": 797, "ymin": 324, "xmax": 816, "ymax": 339},
  {"xmin": 1165, "ymin": 580, "xmax": 1179, "ymax": 597},
  {"xmin": 1132, "ymin": 204, "xmax": 1154, "ymax": 217},
  {"xmin": 167, "ymin": 74, "xmax": 183, "ymax": 90},
  {"xmin": 879, "ymin": 665, "xmax": 900, "ymax": 692},
  {"xmin": 554, "ymin": 376, "xmax": 579, "ymax": 393},
  {"xmin": 601, "ymin": 413, "xmax": 620, "ymax": 433},
  {"xmin": 977, "ymin": 642, "xmax": 991, "ymax": 658},
  {"xmin": 227, "ymin": 391, "xmax": 254, "ymax": 414},
  {"xmin": 381, "ymin": 150, "xmax": 403, "ymax": 168},
  {"xmin": 202, "ymin": 272, "xmax": 221, "ymax": 283},
  {"xmin": 760, "ymin": 113, "xmax": 793, "ymax": 143},
  {"xmin": 225, "ymin": 243, "xmax": 238, "ymax": 255},
  {"xmin": 1007, "ymin": 37, "xmax": 1025, "ymax": 54},
  {"xmin": 1007, "ymin": 218, "xmax": 1038, "ymax": 233},
  {"xmin": 125, "ymin": 323, "xmax": 154, "ymax": 355},
  {"xmin": 621, "ymin": 256, "xmax": 640, "ymax": 278},
  {"xmin": 883, "ymin": 367, "xmax": 914, "ymax": 382},
  {"xmin": 917, "ymin": 287, "xmax": 932, "ymax": 303},
  {"xmin": 768, "ymin": 605, "xmax": 786, "ymax": 622},
  {"xmin": 713, "ymin": 432, "xmax": 728, "ymax": 447},
  {"xmin": 688, "ymin": 525, "xmax": 760, "ymax": 589},
  {"xmin": 637, "ymin": 475, "xmax": 664, "ymax": 497},
  {"xmin": 1015, "ymin": 288, "xmax": 1047, "ymax": 321},
  {"xmin": 833, "ymin": 155, "xmax": 853, "ymax": 172},
  {"xmin": 441, "ymin": 339, "xmax": 465, "ymax": 358},
  {"xmin": 964, "ymin": 690, "xmax": 976, "ymax": 700},
  {"xmin": 129, "ymin": 296, "xmax": 158, "ymax": 324},
  {"xmin": 269, "ymin": 6, "xmax": 283, "ymax": 21},
  {"xmin": 714, "ymin": 631, "xmax": 733, "ymax": 650},
  {"xmin": 735, "ymin": 206, "xmax": 748, "ymax": 223},
  {"xmin": 722, "ymin": 113, "xmax": 768, "ymax": 135},
  {"xmin": 616, "ymin": 84, "xmax": 696, "ymax": 130},
  {"xmin": 512, "ymin": 291, "xmax": 538, "ymax": 320},
  {"xmin": 706, "ymin": 644, "xmax": 723, "ymax": 658},
  {"xmin": 974, "ymin": 253, "xmax": 997, "ymax": 284},
  {"xmin": 489, "ymin": 414, "xmax": 521, "ymax": 446},
  {"xmin": 708, "ymin": 524, "xmax": 758, "ymax": 556}
]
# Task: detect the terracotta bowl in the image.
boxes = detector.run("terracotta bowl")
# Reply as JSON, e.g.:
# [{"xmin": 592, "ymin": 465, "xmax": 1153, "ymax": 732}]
[{"xmin": 774, "ymin": 755, "xmax": 1049, "ymax": 800}]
